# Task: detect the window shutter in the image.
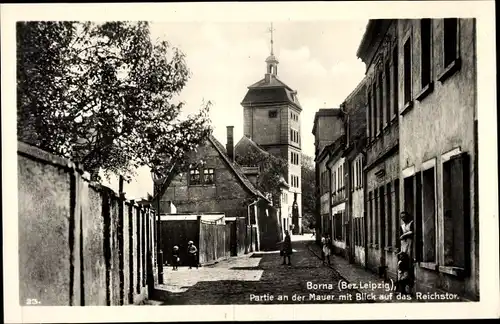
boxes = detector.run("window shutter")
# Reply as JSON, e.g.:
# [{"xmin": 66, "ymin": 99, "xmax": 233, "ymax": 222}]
[{"xmin": 449, "ymin": 152, "xmax": 470, "ymax": 269}]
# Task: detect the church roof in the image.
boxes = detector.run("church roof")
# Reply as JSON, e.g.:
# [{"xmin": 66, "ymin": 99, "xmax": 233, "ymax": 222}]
[{"xmin": 241, "ymin": 76, "xmax": 301, "ymax": 109}]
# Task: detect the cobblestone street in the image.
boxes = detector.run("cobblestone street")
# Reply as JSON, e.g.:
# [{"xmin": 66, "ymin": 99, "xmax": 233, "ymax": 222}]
[{"xmin": 151, "ymin": 236, "xmax": 362, "ymax": 305}]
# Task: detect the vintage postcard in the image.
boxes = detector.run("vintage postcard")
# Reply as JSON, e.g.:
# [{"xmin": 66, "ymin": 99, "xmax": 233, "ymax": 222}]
[{"xmin": 2, "ymin": 1, "xmax": 498, "ymax": 322}]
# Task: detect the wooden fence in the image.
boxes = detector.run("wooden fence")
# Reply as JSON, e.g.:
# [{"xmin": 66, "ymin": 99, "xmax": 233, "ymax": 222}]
[{"xmin": 199, "ymin": 218, "xmax": 231, "ymax": 264}]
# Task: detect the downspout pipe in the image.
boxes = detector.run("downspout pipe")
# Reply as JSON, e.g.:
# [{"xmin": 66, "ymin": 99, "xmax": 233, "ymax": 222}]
[
  {"xmin": 362, "ymin": 150, "xmax": 369, "ymax": 270},
  {"xmin": 248, "ymin": 199, "xmax": 259, "ymax": 252}
]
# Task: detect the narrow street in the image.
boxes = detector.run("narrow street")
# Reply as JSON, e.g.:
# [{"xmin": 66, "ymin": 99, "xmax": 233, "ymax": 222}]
[{"xmin": 150, "ymin": 236, "xmax": 362, "ymax": 305}]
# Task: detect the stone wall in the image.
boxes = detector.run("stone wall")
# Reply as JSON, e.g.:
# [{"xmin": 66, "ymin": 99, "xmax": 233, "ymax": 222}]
[{"xmin": 18, "ymin": 142, "xmax": 157, "ymax": 306}]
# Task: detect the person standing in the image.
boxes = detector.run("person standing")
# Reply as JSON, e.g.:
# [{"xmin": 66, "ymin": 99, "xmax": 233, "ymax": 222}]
[
  {"xmin": 322, "ymin": 234, "xmax": 332, "ymax": 265},
  {"xmin": 172, "ymin": 245, "xmax": 180, "ymax": 271},
  {"xmin": 397, "ymin": 211, "xmax": 414, "ymax": 295},
  {"xmin": 187, "ymin": 240, "xmax": 198, "ymax": 269},
  {"xmin": 281, "ymin": 230, "xmax": 293, "ymax": 266}
]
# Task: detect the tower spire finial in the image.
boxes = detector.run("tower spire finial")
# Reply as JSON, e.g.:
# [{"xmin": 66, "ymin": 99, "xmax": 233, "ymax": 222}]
[{"xmin": 268, "ymin": 22, "xmax": 275, "ymax": 55}]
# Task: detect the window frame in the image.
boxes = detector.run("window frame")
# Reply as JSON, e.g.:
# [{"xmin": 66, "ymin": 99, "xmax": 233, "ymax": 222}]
[
  {"xmin": 419, "ymin": 157, "xmax": 438, "ymax": 271},
  {"xmin": 417, "ymin": 18, "xmax": 434, "ymax": 102},
  {"xmin": 438, "ymin": 18, "xmax": 461, "ymax": 83},
  {"xmin": 391, "ymin": 45, "xmax": 399, "ymax": 121},
  {"xmin": 439, "ymin": 147, "xmax": 468, "ymax": 277},
  {"xmin": 188, "ymin": 166, "xmax": 215, "ymax": 186},
  {"xmin": 401, "ymin": 31, "xmax": 414, "ymax": 115}
]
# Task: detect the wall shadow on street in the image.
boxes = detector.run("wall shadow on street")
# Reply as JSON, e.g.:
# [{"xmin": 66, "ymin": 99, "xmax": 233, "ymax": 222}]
[{"xmin": 151, "ymin": 246, "xmax": 351, "ymax": 305}]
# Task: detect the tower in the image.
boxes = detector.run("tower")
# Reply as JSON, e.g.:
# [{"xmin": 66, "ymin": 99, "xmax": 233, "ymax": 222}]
[{"xmin": 240, "ymin": 23, "xmax": 303, "ymax": 234}]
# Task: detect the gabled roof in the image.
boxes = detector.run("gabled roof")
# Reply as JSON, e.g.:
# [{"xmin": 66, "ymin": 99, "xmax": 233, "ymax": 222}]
[
  {"xmin": 152, "ymin": 134, "xmax": 271, "ymax": 205},
  {"xmin": 234, "ymin": 135, "xmax": 290, "ymax": 189},
  {"xmin": 247, "ymin": 75, "xmax": 292, "ymax": 89},
  {"xmin": 235, "ymin": 135, "xmax": 270, "ymax": 157},
  {"xmin": 208, "ymin": 135, "xmax": 270, "ymax": 202},
  {"xmin": 241, "ymin": 75, "xmax": 301, "ymax": 109}
]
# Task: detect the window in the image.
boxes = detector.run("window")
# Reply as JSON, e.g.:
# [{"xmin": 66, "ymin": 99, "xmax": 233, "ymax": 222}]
[
  {"xmin": 269, "ymin": 110, "xmax": 277, "ymax": 118},
  {"xmin": 292, "ymin": 174, "xmax": 301, "ymax": 189},
  {"xmin": 378, "ymin": 72, "xmax": 383, "ymax": 132},
  {"xmin": 189, "ymin": 168, "xmax": 201, "ymax": 185},
  {"xmin": 380, "ymin": 186, "xmax": 386, "ymax": 248},
  {"xmin": 374, "ymin": 188, "xmax": 379, "ymax": 246},
  {"xmin": 189, "ymin": 167, "xmax": 214, "ymax": 186},
  {"xmin": 290, "ymin": 129, "xmax": 299, "ymax": 144},
  {"xmin": 403, "ymin": 175, "xmax": 414, "ymax": 223},
  {"xmin": 385, "ymin": 61, "xmax": 391, "ymax": 125},
  {"xmin": 369, "ymin": 191, "xmax": 375, "ymax": 244},
  {"xmin": 421, "ymin": 166, "xmax": 436, "ymax": 263},
  {"xmin": 442, "ymin": 153, "xmax": 469, "ymax": 270},
  {"xmin": 374, "ymin": 81, "xmax": 379, "ymax": 135},
  {"xmin": 420, "ymin": 19, "xmax": 432, "ymax": 90},
  {"xmin": 439, "ymin": 18, "xmax": 460, "ymax": 83},
  {"xmin": 395, "ymin": 179, "xmax": 401, "ymax": 250},
  {"xmin": 361, "ymin": 217, "xmax": 365, "ymax": 246},
  {"xmin": 203, "ymin": 168, "xmax": 214, "ymax": 185},
  {"xmin": 403, "ymin": 38, "xmax": 412, "ymax": 107},
  {"xmin": 291, "ymin": 152, "xmax": 300, "ymax": 165},
  {"xmin": 335, "ymin": 212, "xmax": 343, "ymax": 241},
  {"xmin": 443, "ymin": 18, "xmax": 458, "ymax": 68},
  {"xmin": 415, "ymin": 172, "xmax": 423, "ymax": 261},
  {"xmin": 367, "ymin": 91, "xmax": 372, "ymax": 139},
  {"xmin": 360, "ymin": 159, "xmax": 363, "ymax": 187},
  {"xmin": 332, "ymin": 170, "xmax": 336, "ymax": 195},
  {"xmin": 392, "ymin": 46, "xmax": 399, "ymax": 118},
  {"xmin": 386, "ymin": 182, "xmax": 393, "ymax": 248},
  {"xmin": 351, "ymin": 163, "xmax": 355, "ymax": 193}
]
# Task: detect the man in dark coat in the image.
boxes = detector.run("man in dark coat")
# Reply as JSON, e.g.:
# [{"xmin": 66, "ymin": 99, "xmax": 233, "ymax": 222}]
[{"xmin": 282, "ymin": 230, "xmax": 293, "ymax": 266}]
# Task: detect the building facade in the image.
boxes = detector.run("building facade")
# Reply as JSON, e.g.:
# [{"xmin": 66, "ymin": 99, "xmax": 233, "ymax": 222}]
[
  {"xmin": 234, "ymin": 134, "xmax": 291, "ymax": 239},
  {"xmin": 241, "ymin": 41, "xmax": 303, "ymax": 234},
  {"xmin": 357, "ymin": 19, "xmax": 401, "ymax": 279},
  {"xmin": 154, "ymin": 130, "xmax": 281, "ymax": 251},
  {"xmin": 397, "ymin": 18, "xmax": 478, "ymax": 300},
  {"xmin": 341, "ymin": 79, "xmax": 368, "ymax": 266},
  {"xmin": 312, "ymin": 109, "xmax": 344, "ymax": 241},
  {"xmin": 327, "ymin": 137, "xmax": 347, "ymax": 257}
]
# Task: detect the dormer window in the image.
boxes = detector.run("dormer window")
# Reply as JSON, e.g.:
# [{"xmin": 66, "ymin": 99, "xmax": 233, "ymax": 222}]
[{"xmin": 269, "ymin": 110, "xmax": 277, "ymax": 118}]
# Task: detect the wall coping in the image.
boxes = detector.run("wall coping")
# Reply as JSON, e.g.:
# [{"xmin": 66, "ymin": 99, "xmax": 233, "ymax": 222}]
[{"xmin": 18, "ymin": 140, "xmax": 144, "ymax": 209}]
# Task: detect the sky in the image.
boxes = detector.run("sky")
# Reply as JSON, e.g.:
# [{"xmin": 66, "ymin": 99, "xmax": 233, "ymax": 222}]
[{"xmin": 109, "ymin": 20, "xmax": 369, "ymax": 199}]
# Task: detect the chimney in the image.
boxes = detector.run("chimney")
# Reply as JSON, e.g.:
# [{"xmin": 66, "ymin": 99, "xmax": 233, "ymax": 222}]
[
  {"xmin": 242, "ymin": 166, "xmax": 260, "ymax": 187},
  {"xmin": 226, "ymin": 126, "xmax": 234, "ymax": 161}
]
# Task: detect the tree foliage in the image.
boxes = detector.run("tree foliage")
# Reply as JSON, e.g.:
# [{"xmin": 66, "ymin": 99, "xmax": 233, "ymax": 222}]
[
  {"xmin": 17, "ymin": 21, "xmax": 212, "ymax": 181},
  {"xmin": 301, "ymin": 153, "xmax": 316, "ymax": 229},
  {"xmin": 235, "ymin": 149, "xmax": 287, "ymax": 206}
]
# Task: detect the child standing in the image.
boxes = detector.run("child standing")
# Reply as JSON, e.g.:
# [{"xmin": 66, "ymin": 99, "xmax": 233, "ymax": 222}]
[
  {"xmin": 172, "ymin": 245, "xmax": 180, "ymax": 271},
  {"xmin": 187, "ymin": 240, "xmax": 198, "ymax": 269}
]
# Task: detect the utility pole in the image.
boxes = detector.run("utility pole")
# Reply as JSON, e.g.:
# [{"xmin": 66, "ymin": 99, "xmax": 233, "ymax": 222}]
[
  {"xmin": 151, "ymin": 169, "xmax": 164, "ymax": 285},
  {"xmin": 156, "ymin": 188, "xmax": 163, "ymax": 284}
]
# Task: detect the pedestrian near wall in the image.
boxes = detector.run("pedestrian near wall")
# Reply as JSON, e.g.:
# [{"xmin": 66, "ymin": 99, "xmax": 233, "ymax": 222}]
[
  {"xmin": 281, "ymin": 230, "xmax": 293, "ymax": 266},
  {"xmin": 187, "ymin": 240, "xmax": 198, "ymax": 269},
  {"xmin": 322, "ymin": 234, "xmax": 332, "ymax": 265},
  {"xmin": 397, "ymin": 211, "xmax": 414, "ymax": 295}
]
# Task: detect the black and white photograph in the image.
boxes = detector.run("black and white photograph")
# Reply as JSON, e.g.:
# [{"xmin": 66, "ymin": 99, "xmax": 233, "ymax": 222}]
[{"xmin": 2, "ymin": 1, "xmax": 498, "ymax": 322}]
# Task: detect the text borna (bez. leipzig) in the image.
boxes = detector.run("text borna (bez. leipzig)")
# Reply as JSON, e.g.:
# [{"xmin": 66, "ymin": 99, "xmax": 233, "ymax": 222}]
[{"xmin": 307, "ymin": 280, "xmax": 394, "ymax": 292}]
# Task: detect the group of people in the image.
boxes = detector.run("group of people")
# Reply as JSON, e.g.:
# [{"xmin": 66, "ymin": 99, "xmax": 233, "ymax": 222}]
[
  {"xmin": 310, "ymin": 210, "xmax": 414, "ymax": 295},
  {"xmin": 170, "ymin": 240, "xmax": 199, "ymax": 270}
]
